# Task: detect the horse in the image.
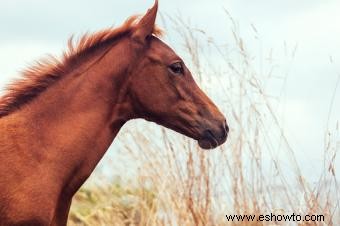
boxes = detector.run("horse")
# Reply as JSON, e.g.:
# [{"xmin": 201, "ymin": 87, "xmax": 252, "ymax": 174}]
[{"xmin": 0, "ymin": 1, "xmax": 228, "ymax": 225}]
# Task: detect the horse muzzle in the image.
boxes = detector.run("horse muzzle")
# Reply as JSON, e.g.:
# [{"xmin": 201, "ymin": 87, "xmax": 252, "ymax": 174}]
[{"xmin": 198, "ymin": 120, "xmax": 229, "ymax": 149}]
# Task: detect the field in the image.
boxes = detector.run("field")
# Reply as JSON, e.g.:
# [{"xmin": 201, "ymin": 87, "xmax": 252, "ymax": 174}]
[{"xmin": 68, "ymin": 14, "xmax": 339, "ymax": 226}]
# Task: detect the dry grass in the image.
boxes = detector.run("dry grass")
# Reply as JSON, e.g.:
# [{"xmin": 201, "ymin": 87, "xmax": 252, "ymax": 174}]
[{"xmin": 68, "ymin": 13, "xmax": 339, "ymax": 226}]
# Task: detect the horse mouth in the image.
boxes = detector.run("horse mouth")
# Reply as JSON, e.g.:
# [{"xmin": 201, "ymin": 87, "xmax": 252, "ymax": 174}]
[
  {"xmin": 198, "ymin": 138, "xmax": 218, "ymax": 149},
  {"xmin": 197, "ymin": 130, "xmax": 227, "ymax": 150}
]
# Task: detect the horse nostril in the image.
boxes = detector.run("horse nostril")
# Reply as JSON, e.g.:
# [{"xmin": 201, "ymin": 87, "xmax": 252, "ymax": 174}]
[
  {"xmin": 203, "ymin": 129, "xmax": 215, "ymax": 139},
  {"xmin": 224, "ymin": 120, "xmax": 229, "ymax": 135},
  {"xmin": 200, "ymin": 123, "xmax": 228, "ymax": 148}
]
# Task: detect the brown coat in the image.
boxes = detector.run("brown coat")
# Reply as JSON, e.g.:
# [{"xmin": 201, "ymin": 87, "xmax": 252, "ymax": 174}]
[{"xmin": 0, "ymin": 1, "xmax": 228, "ymax": 225}]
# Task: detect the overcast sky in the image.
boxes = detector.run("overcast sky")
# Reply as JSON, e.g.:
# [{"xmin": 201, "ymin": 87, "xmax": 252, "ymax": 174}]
[{"xmin": 1, "ymin": 0, "xmax": 339, "ymax": 178}]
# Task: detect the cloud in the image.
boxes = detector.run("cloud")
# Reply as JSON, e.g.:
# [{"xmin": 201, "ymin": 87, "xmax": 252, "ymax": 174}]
[{"xmin": 0, "ymin": 0, "xmax": 156, "ymax": 42}]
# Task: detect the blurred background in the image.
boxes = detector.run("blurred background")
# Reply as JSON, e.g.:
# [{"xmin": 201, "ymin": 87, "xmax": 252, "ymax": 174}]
[{"xmin": 1, "ymin": 0, "xmax": 339, "ymax": 225}]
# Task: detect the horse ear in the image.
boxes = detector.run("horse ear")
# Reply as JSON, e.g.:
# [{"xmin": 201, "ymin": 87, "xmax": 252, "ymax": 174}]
[{"xmin": 132, "ymin": 0, "xmax": 158, "ymax": 44}]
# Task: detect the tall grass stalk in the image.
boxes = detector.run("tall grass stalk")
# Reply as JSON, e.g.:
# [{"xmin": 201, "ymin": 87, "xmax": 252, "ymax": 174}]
[{"xmin": 69, "ymin": 13, "xmax": 339, "ymax": 226}]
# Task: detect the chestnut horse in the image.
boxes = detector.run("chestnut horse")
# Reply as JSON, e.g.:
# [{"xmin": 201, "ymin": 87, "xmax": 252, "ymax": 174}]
[{"xmin": 0, "ymin": 1, "xmax": 228, "ymax": 225}]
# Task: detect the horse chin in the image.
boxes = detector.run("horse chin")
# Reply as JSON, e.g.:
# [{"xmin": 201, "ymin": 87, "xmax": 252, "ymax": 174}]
[{"xmin": 198, "ymin": 138, "xmax": 218, "ymax": 150}]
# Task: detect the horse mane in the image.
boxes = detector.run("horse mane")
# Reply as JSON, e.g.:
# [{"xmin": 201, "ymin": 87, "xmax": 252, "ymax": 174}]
[{"xmin": 0, "ymin": 16, "xmax": 163, "ymax": 117}]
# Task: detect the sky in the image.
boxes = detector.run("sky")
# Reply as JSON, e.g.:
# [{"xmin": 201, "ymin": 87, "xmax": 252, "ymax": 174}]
[{"xmin": 0, "ymin": 0, "xmax": 339, "ymax": 179}]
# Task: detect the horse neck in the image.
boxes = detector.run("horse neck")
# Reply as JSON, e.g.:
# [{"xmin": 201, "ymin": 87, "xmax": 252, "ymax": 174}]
[{"xmin": 14, "ymin": 38, "xmax": 134, "ymax": 195}]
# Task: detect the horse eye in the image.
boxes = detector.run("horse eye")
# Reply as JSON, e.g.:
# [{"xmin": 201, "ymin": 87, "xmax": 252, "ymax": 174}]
[{"xmin": 169, "ymin": 62, "xmax": 184, "ymax": 75}]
